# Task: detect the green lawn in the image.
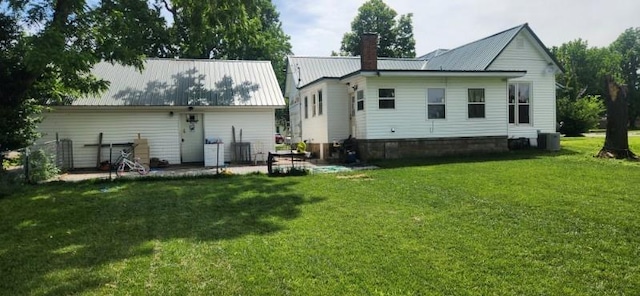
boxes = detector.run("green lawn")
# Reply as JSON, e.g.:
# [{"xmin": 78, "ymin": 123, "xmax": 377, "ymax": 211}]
[{"xmin": 1, "ymin": 137, "xmax": 639, "ymax": 295}]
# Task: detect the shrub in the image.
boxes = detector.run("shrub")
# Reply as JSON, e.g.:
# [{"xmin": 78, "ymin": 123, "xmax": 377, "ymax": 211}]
[
  {"xmin": 22, "ymin": 148, "xmax": 60, "ymax": 183},
  {"xmin": 557, "ymin": 96, "xmax": 605, "ymax": 136}
]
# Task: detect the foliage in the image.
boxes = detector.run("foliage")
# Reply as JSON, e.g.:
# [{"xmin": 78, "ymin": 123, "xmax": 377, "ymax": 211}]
[
  {"xmin": 551, "ymin": 40, "xmax": 620, "ymax": 100},
  {"xmin": 610, "ymin": 27, "xmax": 640, "ymax": 127},
  {"xmin": 1, "ymin": 137, "xmax": 640, "ymax": 294},
  {"xmin": 557, "ymin": 96, "xmax": 605, "ymax": 136},
  {"xmin": 159, "ymin": 0, "xmax": 292, "ymax": 86},
  {"xmin": 338, "ymin": 0, "xmax": 416, "ymax": 58},
  {"xmin": 0, "ymin": 0, "xmax": 168, "ymax": 153},
  {"xmin": 21, "ymin": 148, "xmax": 60, "ymax": 183}
]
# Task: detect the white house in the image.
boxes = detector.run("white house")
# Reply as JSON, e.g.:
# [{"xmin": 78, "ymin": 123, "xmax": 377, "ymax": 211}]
[
  {"xmin": 38, "ymin": 58, "xmax": 285, "ymax": 169},
  {"xmin": 285, "ymin": 23, "xmax": 562, "ymax": 160}
]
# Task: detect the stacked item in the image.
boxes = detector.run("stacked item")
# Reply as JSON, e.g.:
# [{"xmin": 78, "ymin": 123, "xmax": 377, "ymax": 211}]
[{"xmin": 134, "ymin": 138, "xmax": 150, "ymax": 166}]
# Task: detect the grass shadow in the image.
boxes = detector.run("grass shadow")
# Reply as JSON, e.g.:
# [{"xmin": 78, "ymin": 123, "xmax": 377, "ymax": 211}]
[{"xmin": 0, "ymin": 174, "xmax": 325, "ymax": 295}]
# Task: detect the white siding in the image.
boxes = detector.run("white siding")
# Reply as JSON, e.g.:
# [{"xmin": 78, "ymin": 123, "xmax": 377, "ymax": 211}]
[
  {"xmin": 350, "ymin": 77, "xmax": 368, "ymax": 139},
  {"xmin": 326, "ymin": 80, "xmax": 351, "ymax": 143},
  {"xmin": 38, "ymin": 108, "xmax": 276, "ymax": 168},
  {"xmin": 298, "ymin": 82, "xmax": 329, "ymax": 144},
  {"xmin": 488, "ymin": 30, "xmax": 557, "ymax": 141},
  {"xmin": 362, "ymin": 76, "xmax": 508, "ymax": 140},
  {"xmin": 38, "ymin": 110, "xmax": 182, "ymax": 168},
  {"xmin": 202, "ymin": 109, "xmax": 276, "ymax": 162}
]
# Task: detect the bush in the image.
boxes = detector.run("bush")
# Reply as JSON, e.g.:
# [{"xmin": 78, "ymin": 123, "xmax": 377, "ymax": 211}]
[
  {"xmin": 557, "ymin": 96, "xmax": 605, "ymax": 136},
  {"xmin": 22, "ymin": 148, "xmax": 60, "ymax": 183}
]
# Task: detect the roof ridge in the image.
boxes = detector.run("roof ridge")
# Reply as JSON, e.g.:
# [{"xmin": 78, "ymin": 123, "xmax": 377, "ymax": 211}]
[{"xmin": 431, "ymin": 23, "xmax": 527, "ymax": 58}]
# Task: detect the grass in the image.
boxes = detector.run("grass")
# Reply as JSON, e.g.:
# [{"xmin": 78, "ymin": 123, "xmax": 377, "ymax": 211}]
[{"xmin": 1, "ymin": 137, "xmax": 640, "ymax": 295}]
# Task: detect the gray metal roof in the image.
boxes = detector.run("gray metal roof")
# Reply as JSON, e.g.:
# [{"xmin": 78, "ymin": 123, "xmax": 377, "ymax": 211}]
[
  {"xmin": 75, "ymin": 58, "xmax": 285, "ymax": 107},
  {"xmin": 287, "ymin": 23, "xmax": 562, "ymax": 90},
  {"xmin": 288, "ymin": 56, "xmax": 426, "ymax": 88},
  {"xmin": 425, "ymin": 24, "xmax": 524, "ymax": 70}
]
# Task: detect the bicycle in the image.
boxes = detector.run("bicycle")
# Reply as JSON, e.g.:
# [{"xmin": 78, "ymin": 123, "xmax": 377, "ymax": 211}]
[{"xmin": 116, "ymin": 147, "xmax": 150, "ymax": 177}]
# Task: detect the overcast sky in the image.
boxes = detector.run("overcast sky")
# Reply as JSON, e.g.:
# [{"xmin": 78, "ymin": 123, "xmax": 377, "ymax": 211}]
[{"xmin": 272, "ymin": 0, "xmax": 640, "ymax": 57}]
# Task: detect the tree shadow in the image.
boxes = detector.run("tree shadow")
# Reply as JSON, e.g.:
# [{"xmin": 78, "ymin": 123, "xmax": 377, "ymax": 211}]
[
  {"xmin": 113, "ymin": 68, "xmax": 260, "ymax": 106},
  {"xmin": 0, "ymin": 175, "xmax": 324, "ymax": 295}
]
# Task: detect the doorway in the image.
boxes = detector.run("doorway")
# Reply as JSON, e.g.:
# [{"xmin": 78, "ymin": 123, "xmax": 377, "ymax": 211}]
[{"xmin": 180, "ymin": 113, "xmax": 204, "ymax": 163}]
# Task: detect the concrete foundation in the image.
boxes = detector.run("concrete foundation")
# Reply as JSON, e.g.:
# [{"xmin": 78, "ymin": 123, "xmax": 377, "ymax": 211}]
[{"xmin": 355, "ymin": 136, "xmax": 508, "ymax": 161}]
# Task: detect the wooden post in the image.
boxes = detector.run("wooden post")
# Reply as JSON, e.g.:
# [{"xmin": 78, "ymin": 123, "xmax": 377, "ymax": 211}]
[{"xmin": 96, "ymin": 132, "xmax": 103, "ymax": 167}]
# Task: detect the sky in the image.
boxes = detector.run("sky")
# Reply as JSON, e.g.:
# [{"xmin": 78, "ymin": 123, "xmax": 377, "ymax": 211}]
[{"xmin": 272, "ymin": 0, "xmax": 640, "ymax": 57}]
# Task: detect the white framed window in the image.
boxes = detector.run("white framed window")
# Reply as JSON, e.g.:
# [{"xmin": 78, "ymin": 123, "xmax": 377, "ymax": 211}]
[
  {"xmin": 304, "ymin": 96, "xmax": 308, "ymax": 119},
  {"xmin": 318, "ymin": 90, "xmax": 323, "ymax": 115},
  {"xmin": 427, "ymin": 88, "xmax": 445, "ymax": 119},
  {"xmin": 508, "ymin": 83, "xmax": 531, "ymax": 124},
  {"xmin": 378, "ymin": 88, "xmax": 395, "ymax": 109},
  {"xmin": 357, "ymin": 90, "xmax": 364, "ymax": 111},
  {"xmin": 468, "ymin": 88, "xmax": 485, "ymax": 118}
]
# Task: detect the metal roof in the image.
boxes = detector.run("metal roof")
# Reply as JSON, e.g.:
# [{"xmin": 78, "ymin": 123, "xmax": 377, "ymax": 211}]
[
  {"xmin": 287, "ymin": 56, "xmax": 426, "ymax": 88},
  {"xmin": 287, "ymin": 23, "xmax": 562, "ymax": 90},
  {"xmin": 74, "ymin": 58, "xmax": 285, "ymax": 107},
  {"xmin": 425, "ymin": 24, "xmax": 524, "ymax": 70}
]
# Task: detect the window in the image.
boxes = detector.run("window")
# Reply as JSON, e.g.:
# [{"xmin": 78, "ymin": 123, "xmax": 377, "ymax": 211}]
[
  {"xmin": 318, "ymin": 90, "xmax": 323, "ymax": 115},
  {"xmin": 427, "ymin": 88, "xmax": 445, "ymax": 119},
  {"xmin": 357, "ymin": 90, "xmax": 364, "ymax": 111},
  {"xmin": 508, "ymin": 83, "xmax": 531, "ymax": 124},
  {"xmin": 312, "ymin": 94, "xmax": 317, "ymax": 116},
  {"xmin": 468, "ymin": 88, "xmax": 485, "ymax": 118},
  {"xmin": 378, "ymin": 88, "xmax": 395, "ymax": 109},
  {"xmin": 304, "ymin": 96, "xmax": 308, "ymax": 119}
]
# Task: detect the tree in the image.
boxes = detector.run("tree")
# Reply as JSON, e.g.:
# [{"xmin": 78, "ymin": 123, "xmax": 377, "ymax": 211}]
[
  {"xmin": 158, "ymin": 0, "xmax": 292, "ymax": 125},
  {"xmin": 338, "ymin": 0, "xmax": 415, "ymax": 58},
  {"xmin": 597, "ymin": 76, "xmax": 637, "ymax": 159},
  {"xmin": 0, "ymin": 0, "xmax": 167, "ymax": 158},
  {"xmin": 551, "ymin": 40, "xmax": 619, "ymax": 135},
  {"xmin": 158, "ymin": 0, "xmax": 291, "ymax": 83},
  {"xmin": 610, "ymin": 27, "xmax": 640, "ymax": 128},
  {"xmin": 551, "ymin": 40, "xmax": 619, "ymax": 100}
]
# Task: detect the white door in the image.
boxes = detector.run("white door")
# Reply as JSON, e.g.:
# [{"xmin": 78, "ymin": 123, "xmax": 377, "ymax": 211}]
[{"xmin": 180, "ymin": 113, "xmax": 204, "ymax": 163}]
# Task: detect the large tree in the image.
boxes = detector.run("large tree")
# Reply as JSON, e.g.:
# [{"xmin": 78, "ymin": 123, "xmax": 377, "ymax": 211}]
[
  {"xmin": 551, "ymin": 40, "xmax": 619, "ymax": 100},
  {"xmin": 610, "ymin": 27, "xmax": 640, "ymax": 128},
  {"xmin": 338, "ymin": 0, "xmax": 415, "ymax": 58},
  {"xmin": 598, "ymin": 76, "xmax": 637, "ymax": 159},
  {"xmin": 158, "ymin": 0, "xmax": 291, "ymax": 84},
  {"xmin": 0, "ymin": 0, "xmax": 167, "ymax": 154}
]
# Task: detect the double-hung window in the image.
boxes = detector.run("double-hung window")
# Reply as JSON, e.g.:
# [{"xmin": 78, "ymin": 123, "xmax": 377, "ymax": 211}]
[
  {"xmin": 304, "ymin": 96, "xmax": 308, "ymax": 119},
  {"xmin": 468, "ymin": 88, "xmax": 485, "ymax": 118},
  {"xmin": 357, "ymin": 90, "xmax": 364, "ymax": 111},
  {"xmin": 508, "ymin": 83, "xmax": 531, "ymax": 124},
  {"xmin": 427, "ymin": 88, "xmax": 446, "ymax": 119},
  {"xmin": 378, "ymin": 88, "xmax": 395, "ymax": 109}
]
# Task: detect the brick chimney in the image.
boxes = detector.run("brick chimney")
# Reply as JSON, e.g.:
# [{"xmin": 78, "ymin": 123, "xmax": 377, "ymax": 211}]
[{"xmin": 361, "ymin": 33, "xmax": 378, "ymax": 71}]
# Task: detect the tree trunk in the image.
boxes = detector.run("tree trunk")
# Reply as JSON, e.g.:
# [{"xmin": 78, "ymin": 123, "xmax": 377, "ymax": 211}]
[{"xmin": 597, "ymin": 76, "xmax": 637, "ymax": 159}]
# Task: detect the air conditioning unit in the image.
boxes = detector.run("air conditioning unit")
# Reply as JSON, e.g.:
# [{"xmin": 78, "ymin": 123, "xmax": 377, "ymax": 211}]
[
  {"xmin": 546, "ymin": 132, "xmax": 561, "ymax": 151},
  {"xmin": 537, "ymin": 133, "xmax": 560, "ymax": 151}
]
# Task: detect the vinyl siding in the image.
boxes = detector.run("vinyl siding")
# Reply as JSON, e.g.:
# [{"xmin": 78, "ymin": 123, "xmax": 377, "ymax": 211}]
[
  {"xmin": 298, "ymin": 82, "xmax": 329, "ymax": 143},
  {"xmin": 38, "ymin": 110, "xmax": 182, "ymax": 168},
  {"xmin": 488, "ymin": 30, "xmax": 557, "ymax": 140},
  {"xmin": 202, "ymin": 109, "xmax": 276, "ymax": 162},
  {"xmin": 326, "ymin": 80, "xmax": 351, "ymax": 143},
  {"xmin": 363, "ymin": 76, "xmax": 508, "ymax": 140},
  {"xmin": 38, "ymin": 108, "xmax": 276, "ymax": 168}
]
